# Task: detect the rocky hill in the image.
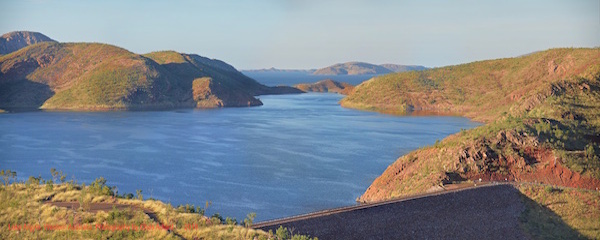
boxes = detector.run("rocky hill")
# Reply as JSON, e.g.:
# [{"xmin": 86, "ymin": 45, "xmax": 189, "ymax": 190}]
[
  {"xmin": 0, "ymin": 33, "xmax": 301, "ymax": 111},
  {"xmin": 340, "ymin": 48, "xmax": 600, "ymax": 203},
  {"xmin": 294, "ymin": 79, "xmax": 354, "ymax": 95},
  {"xmin": 0, "ymin": 31, "xmax": 56, "ymax": 55}
]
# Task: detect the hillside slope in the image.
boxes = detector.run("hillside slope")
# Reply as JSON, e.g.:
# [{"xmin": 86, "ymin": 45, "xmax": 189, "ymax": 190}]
[
  {"xmin": 294, "ymin": 79, "xmax": 354, "ymax": 95},
  {"xmin": 340, "ymin": 48, "xmax": 600, "ymax": 203},
  {"xmin": 0, "ymin": 41, "xmax": 300, "ymax": 111},
  {"xmin": 0, "ymin": 31, "xmax": 56, "ymax": 55}
]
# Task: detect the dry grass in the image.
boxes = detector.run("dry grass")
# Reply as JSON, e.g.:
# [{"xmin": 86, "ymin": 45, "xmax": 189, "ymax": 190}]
[
  {"xmin": 0, "ymin": 180, "xmax": 315, "ymax": 239},
  {"xmin": 518, "ymin": 184, "xmax": 600, "ymax": 239}
]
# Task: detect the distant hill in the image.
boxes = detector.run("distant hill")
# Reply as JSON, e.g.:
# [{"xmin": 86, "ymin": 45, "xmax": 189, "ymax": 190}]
[
  {"xmin": 242, "ymin": 63, "xmax": 426, "ymax": 76},
  {"xmin": 242, "ymin": 68, "xmax": 315, "ymax": 74},
  {"xmin": 294, "ymin": 79, "xmax": 354, "ymax": 95},
  {"xmin": 313, "ymin": 62, "xmax": 392, "ymax": 75},
  {"xmin": 0, "ymin": 31, "xmax": 56, "ymax": 55},
  {"xmin": 340, "ymin": 48, "xmax": 600, "ymax": 204},
  {"xmin": 380, "ymin": 64, "xmax": 428, "ymax": 72},
  {"xmin": 0, "ymin": 32, "xmax": 301, "ymax": 111},
  {"xmin": 313, "ymin": 62, "xmax": 427, "ymax": 75}
]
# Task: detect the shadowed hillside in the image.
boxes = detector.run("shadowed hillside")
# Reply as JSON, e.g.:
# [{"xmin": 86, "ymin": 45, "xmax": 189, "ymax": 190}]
[
  {"xmin": 340, "ymin": 48, "xmax": 600, "ymax": 204},
  {"xmin": 0, "ymin": 33, "xmax": 302, "ymax": 111}
]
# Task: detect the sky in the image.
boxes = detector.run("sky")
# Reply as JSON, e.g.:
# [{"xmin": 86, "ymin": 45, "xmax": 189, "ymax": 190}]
[{"xmin": 1, "ymin": 0, "xmax": 599, "ymax": 69}]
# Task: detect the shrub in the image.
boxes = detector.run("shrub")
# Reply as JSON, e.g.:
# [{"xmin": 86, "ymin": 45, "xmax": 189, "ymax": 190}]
[
  {"xmin": 176, "ymin": 204, "xmax": 199, "ymax": 213},
  {"xmin": 123, "ymin": 193, "xmax": 134, "ymax": 199},
  {"xmin": 45, "ymin": 179, "xmax": 54, "ymax": 192},
  {"xmin": 276, "ymin": 226, "xmax": 289, "ymax": 239},
  {"xmin": 585, "ymin": 144, "xmax": 598, "ymax": 160},
  {"xmin": 26, "ymin": 175, "xmax": 42, "ymax": 187},
  {"xmin": 88, "ymin": 177, "xmax": 114, "ymax": 196},
  {"xmin": 210, "ymin": 213, "xmax": 224, "ymax": 224},
  {"xmin": 225, "ymin": 217, "xmax": 237, "ymax": 225}
]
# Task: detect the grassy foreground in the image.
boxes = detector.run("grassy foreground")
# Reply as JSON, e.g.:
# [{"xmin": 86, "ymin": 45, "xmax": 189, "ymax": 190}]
[
  {"xmin": 518, "ymin": 184, "xmax": 600, "ymax": 239},
  {"xmin": 0, "ymin": 170, "xmax": 316, "ymax": 240}
]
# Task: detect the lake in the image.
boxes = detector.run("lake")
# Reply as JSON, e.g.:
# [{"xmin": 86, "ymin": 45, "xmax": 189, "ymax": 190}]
[{"xmin": 0, "ymin": 93, "xmax": 479, "ymax": 221}]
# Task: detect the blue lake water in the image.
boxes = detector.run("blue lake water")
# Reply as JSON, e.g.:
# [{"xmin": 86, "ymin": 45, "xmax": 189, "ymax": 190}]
[{"xmin": 0, "ymin": 93, "xmax": 479, "ymax": 221}]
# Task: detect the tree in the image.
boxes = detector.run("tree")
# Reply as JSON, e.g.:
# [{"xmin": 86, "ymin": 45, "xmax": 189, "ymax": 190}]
[
  {"xmin": 244, "ymin": 212, "xmax": 256, "ymax": 228},
  {"xmin": 0, "ymin": 169, "xmax": 16, "ymax": 187},
  {"xmin": 136, "ymin": 189, "xmax": 143, "ymax": 201},
  {"xmin": 50, "ymin": 168, "xmax": 66, "ymax": 183}
]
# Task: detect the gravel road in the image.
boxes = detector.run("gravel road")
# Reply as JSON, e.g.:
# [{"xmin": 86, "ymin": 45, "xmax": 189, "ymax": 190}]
[{"xmin": 258, "ymin": 184, "xmax": 528, "ymax": 240}]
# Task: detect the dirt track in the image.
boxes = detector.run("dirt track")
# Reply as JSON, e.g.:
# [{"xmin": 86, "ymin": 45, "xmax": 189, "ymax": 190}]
[{"xmin": 256, "ymin": 184, "xmax": 528, "ymax": 240}]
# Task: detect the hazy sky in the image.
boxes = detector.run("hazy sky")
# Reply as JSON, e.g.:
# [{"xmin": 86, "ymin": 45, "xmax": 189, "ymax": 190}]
[{"xmin": 1, "ymin": 0, "xmax": 599, "ymax": 69}]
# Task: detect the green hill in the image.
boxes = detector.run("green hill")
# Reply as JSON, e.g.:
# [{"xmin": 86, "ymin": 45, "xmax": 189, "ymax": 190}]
[
  {"xmin": 340, "ymin": 48, "xmax": 600, "ymax": 202},
  {"xmin": 0, "ymin": 35, "xmax": 301, "ymax": 111}
]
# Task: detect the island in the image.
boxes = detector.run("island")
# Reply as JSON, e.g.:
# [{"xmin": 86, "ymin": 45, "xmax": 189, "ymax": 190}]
[{"xmin": 294, "ymin": 79, "xmax": 354, "ymax": 95}]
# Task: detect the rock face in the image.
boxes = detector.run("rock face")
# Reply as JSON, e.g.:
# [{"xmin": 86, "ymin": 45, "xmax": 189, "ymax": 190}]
[
  {"xmin": 0, "ymin": 33, "xmax": 300, "ymax": 111},
  {"xmin": 0, "ymin": 31, "xmax": 56, "ymax": 55},
  {"xmin": 294, "ymin": 79, "xmax": 354, "ymax": 95}
]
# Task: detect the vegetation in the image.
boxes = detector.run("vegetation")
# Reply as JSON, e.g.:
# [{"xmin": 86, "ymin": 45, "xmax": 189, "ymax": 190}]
[
  {"xmin": 0, "ymin": 34, "xmax": 300, "ymax": 112},
  {"xmin": 349, "ymin": 48, "xmax": 600, "ymax": 201},
  {"xmin": 348, "ymin": 48, "xmax": 600, "ymax": 239},
  {"xmin": 0, "ymin": 169, "xmax": 317, "ymax": 240},
  {"xmin": 342, "ymin": 48, "xmax": 600, "ymax": 121},
  {"xmin": 518, "ymin": 184, "xmax": 600, "ymax": 239},
  {"xmin": 294, "ymin": 79, "xmax": 354, "ymax": 95},
  {"xmin": 1, "ymin": 169, "xmax": 16, "ymax": 186}
]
